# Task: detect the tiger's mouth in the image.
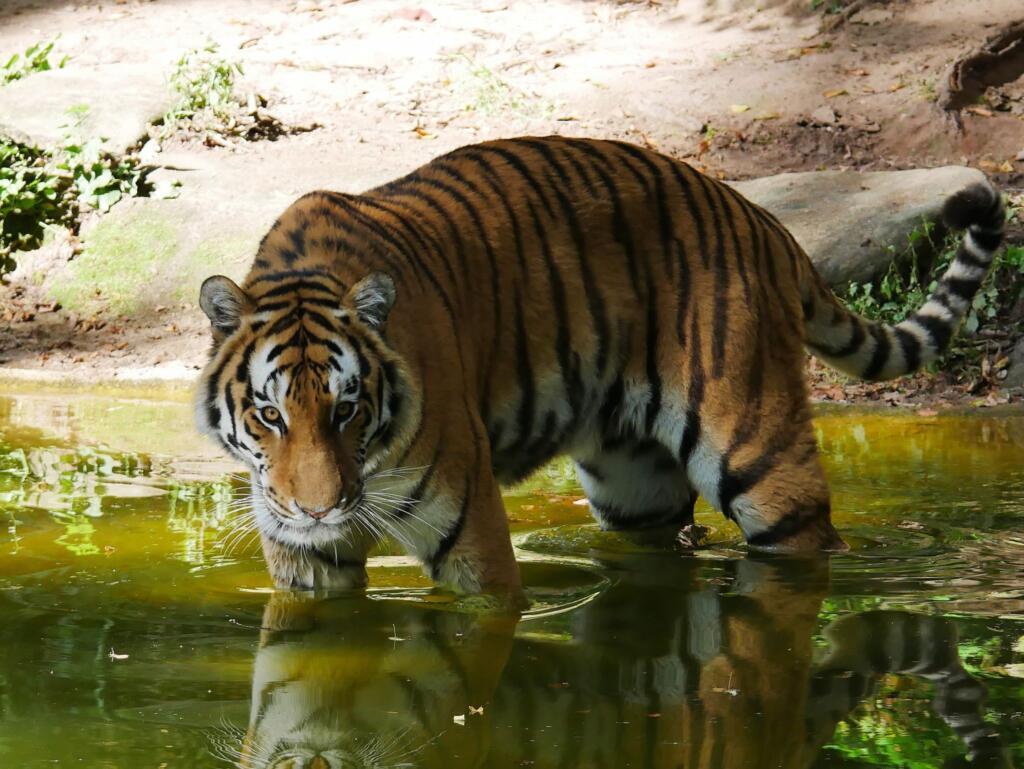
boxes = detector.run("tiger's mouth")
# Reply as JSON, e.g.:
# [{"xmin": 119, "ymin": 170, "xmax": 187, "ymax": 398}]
[{"xmin": 254, "ymin": 487, "xmax": 364, "ymax": 549}]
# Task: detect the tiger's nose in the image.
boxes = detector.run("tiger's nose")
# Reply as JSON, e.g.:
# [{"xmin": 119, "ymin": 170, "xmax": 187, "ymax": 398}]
[{"xmin": 292, "ymin": 501, "xmax": 336, "ymax": 520}]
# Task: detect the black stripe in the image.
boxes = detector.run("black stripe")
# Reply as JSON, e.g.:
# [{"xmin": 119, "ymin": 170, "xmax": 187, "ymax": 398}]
[
  {"xmin": 942, "ymin": 276, "xmax": 981, "ymax": 300},
  {"xmin": 575, "ymin": 460, "xmax": 605, "ymax": 482},
  {"xmin": 953, "ymin": 248, "xmax": 989, "ymax": 271},
  {"xmin": 746, "ymin": 500, "xmax": 831, "ymax": 547},
  {"xmin": 833, "ymin": 316, "xmax": 867, "ymax": 358},
  {"xmin": 525, "ymin": 141, "xmax": 611, "ymax": 376},
  {"xmin": 316, "ymin": 193, "xmax": 416, "ymax": 282},
  {"xmin": 568, "ymin": 141, "xmax": 644, "ymax": 300},
  {"xmin": 862, "ymin": 325, "xmax": 891, "ymax": 380},
  {"xmin": 414, "ymin": 169, "xmax": 505, "ymax": 420},
  {"xmin": 609, "ymin": 141, "xmax": 677, "ymax": 277},
  {"xmin": 429, "ymin": 478, "xmax": 471, "ymax": 576},
  {"xmin": 912, "ymin": 312, "xmax": 953, "ymax": 353},
  {"xmin": 526, "ymin": 198, "xmax": 580, "ymax": 423},
  {"xmin": 590, "ymin": 499, "xmax": 689, "ymax": 530},
  {"xmin": 477, "ymin": 142, "xmax": 555, "ymax": 212},
  {"xmin": 968, "ymin": 228, "xmax": 1002, "ymax": 252},
  {"xmin": 445, "ymin": 152, "xmax": 531, "ymax": 285},
  {"xmin": 683, "ymin": 173, "xmax": 724, "ymax": 379},
  {"xmin": 393, "ymin": 446, "xmax": 441, "ymax": 519},
  {"xmin": 353, "ymin": 195, "xmax": 456, "ymax": 289},
  {"xmin": 677, "ymin": 408, "xmax": 701, "ymax": 466},
  {"xmin": 255, "ymin": 279, "xmax": 338, "ymax": 301},
  {"xmin": 356, "ymin": 194, "xmax": 463, "ymax": 331},
  {"xmin": 894, "ymin": 326, "xmax": 921, "ymax": 372},
  {"xmin": 267, "ymin": 330, "xmax": 302, "ymax": 362},
  {"xmin": 512, "ymin": 284, "xmax": 536, "ymax": 446}
]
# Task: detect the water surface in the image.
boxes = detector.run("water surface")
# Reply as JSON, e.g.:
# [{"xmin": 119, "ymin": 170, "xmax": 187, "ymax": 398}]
[{"xmin": 1, "ymin": 389, "xmax": 1022, "ymax": 768}]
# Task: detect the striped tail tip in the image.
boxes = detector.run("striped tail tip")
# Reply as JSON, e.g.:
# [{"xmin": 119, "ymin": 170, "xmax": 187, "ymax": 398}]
[
  {"xmin": 942, "ymin": 181, "xmax": 1005, "ymax": 236},
  {"xmin": 806, "ymin": 179, "xmax": 1005, "ymax": 381}
]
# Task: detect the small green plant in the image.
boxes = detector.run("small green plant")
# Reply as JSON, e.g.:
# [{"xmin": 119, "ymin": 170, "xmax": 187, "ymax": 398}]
[
  {"xmin": 454, "ymin": 54, "xmax": 553, "ymax": 118},
  {"xmin": 1, "ymin": 38, "xmax": 67, "ymax": 85},
  {"xmin": 162, "ymin": 42, "xmax": 244, "ymax": 133},
  {"xmin": 810, "ymin": 0, "xmax": 846, "ymax": 13},
  {"xmin": 0, "ymin": 140, "xmax": 68, "ymax": 272},
  {"xmin": 0, "ymin": 107, "xmax": 147, "ymax": 274},
  {"xmin": 844, "ymin": 221, "xmax": 940, "ymax": 326},
  {"xmin": 917, "ymin": 78, "xmax": 938, "ymax": 103},
  {"xmin": 60, "ymin": 106, "xmax": 144, "ymax": 213}
]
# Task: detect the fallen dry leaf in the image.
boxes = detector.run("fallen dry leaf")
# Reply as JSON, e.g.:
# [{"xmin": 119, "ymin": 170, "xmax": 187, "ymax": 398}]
[
  {"xmin": 967, "ymin": 106, "xmax": 994, "ymax": 117},
  {"xmin": 392, "ymin": 6, "xmax": 434, "ymax": 22},
  {"xmin": 730, "ymin": 104, "xmax": 750, "ymax": 113},
  {"xmin": 823, "ymin": 88, "xmax": 848, "ymax": 99}
]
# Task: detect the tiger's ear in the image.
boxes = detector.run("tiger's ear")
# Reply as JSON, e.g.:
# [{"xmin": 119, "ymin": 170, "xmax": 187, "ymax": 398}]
[
  {"xmin": 346, "ymin": 272, "xmax": 396, "ymax": 328},
  {"xmin": 200, "ymin": 275, "xmax": 252, "ymax": 339}
]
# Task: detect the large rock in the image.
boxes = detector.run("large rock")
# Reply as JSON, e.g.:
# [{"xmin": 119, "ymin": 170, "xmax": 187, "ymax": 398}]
[
  {"xmin": 0, "ymin": 65, "xmax": 171, "ymax": 154},
  {"xmin": 730, "ymin": 166, "xmax": 987, "ymax": 288}
]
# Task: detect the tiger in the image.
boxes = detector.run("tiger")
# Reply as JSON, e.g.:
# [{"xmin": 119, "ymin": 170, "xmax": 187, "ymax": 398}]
[
  {"xmin": 195, "ymin": 135, "xmax": 1006, "ymax": 595},
  {"xmin": 213, "ymin": 557, "xmax": 1011, "ymax": 769}
]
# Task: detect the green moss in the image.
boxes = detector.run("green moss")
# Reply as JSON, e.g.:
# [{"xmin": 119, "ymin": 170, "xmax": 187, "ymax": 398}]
[
  {"xmin": 50, "ymin": 208, "xmax": 178, "ymax": 314},
  {"xmin": 175, "ymin": 235, "xmax": 255, "ymax": 302}
]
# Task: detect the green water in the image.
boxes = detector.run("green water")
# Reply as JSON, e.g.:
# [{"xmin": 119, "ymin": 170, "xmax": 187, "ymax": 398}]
[{"xmin": 1, "ymin": 389, "xmax": 1023, "ymax": 768}]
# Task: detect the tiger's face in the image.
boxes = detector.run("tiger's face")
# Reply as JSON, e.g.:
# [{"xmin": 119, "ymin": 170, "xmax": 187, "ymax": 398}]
[{"xmin": 195, "ymin": 270, "xmax": 416, "ymax": 550}]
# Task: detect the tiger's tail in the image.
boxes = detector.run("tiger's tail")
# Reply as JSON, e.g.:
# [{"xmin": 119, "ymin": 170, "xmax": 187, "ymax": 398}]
[{"xmin": 802, "ymin": 181, "xmax": 1005, "ymax": 380}]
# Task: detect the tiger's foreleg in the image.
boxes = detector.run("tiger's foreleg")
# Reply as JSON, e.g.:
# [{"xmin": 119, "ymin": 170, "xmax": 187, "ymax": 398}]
[
  {"xmin": 426, "ymin": 476, "xmax": 522, "ymax": 602},
  {"xmin": 260, "ymin": 531, "xmax": 372, "ymax": 592}
]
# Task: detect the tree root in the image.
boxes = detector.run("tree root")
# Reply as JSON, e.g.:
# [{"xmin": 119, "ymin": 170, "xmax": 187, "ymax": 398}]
[{"xmin": 939, "ymin": 19, "xmax": 1024, "ymax": 120}]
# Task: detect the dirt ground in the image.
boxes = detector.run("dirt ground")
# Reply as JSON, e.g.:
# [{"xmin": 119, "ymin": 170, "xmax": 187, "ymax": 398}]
[{"xmin": 0, "ymin": 0, "xmax": 1023, "ymax": 406}]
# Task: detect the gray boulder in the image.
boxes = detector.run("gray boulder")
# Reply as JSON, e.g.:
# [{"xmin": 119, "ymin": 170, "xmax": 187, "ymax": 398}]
[
  {"xmin": 1003, "ymin": 337, "xmax": 1024, "ymax": 389},
  {"xmin": 730, "ymin": 166, "xmax": 987, "ymax": 288},
  {"xmin": 0, "ymin": 65, "xmax": 171, "ymax": 154}
]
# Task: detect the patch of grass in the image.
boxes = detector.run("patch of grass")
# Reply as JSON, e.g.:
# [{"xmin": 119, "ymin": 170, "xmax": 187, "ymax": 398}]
[
  {"xmin": 1, "ymin": 38, "xmax": 67, "ymax": 86},
  {"xmin": 174, "ymin": 235, "xmax": 257, "ymax": 302},
  {"xmin": 0, "ymin": 107, "xmax": 147, "ymax": 275},
  {"xmin": 453, "ymin": 54, "xmax": 554, "ymax": 118},
  {"xmin": 50, "ymin": 209, "xmax": 179, "ymax": 314},
  {"xmin": 162, "ymin": 42, "xmax": 244, "ymax": 135},
  {"xmin": 917, "ymin": 78, "xmax": 938, "ymax": 102},
  {"xmin": 61, "ymin": 106, "xmax": 146, "ymax": 213}
]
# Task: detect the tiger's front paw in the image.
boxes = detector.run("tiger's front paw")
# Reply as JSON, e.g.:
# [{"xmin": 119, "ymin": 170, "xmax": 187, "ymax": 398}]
[{"xmin": 262, "ymin": 535, "xmax": 368, "ymax": 592}]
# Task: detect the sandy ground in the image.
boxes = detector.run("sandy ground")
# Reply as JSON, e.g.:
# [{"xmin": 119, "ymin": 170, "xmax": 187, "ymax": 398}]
[{"xmin": 0, "ymin": 0, "xmax": 1022, "ymax": 405}]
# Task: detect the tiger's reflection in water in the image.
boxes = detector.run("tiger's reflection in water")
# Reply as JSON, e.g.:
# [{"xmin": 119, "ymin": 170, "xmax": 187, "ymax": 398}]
[{"xmin": 216, "ymin": 558, "xmax": 1010, "ymax": 769}]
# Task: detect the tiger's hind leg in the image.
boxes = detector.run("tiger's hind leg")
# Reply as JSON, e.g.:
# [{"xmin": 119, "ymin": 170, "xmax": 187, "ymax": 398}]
[
  {"xmin": 689, "ymin": 403, "xmax": 846, "ymax": 552},
  {"xmin": 574, "ymin": 437, "xmax": 697, "ymax": 543}
]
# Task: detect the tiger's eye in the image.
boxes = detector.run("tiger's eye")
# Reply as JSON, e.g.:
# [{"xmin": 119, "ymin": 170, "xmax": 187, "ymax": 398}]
[
  {"xmin": 335, "ymin": 401, "xmax": 355, "ymax": 423},
  {"xmin": 260, "ymin": 406, "xmax": 281, "ymax": 424}
]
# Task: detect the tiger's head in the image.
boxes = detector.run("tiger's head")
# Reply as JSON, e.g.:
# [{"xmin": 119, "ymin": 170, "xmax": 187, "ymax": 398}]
[{"xmin": 195, "ymin": 269, "xmax": 418, "ymax": 550}]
